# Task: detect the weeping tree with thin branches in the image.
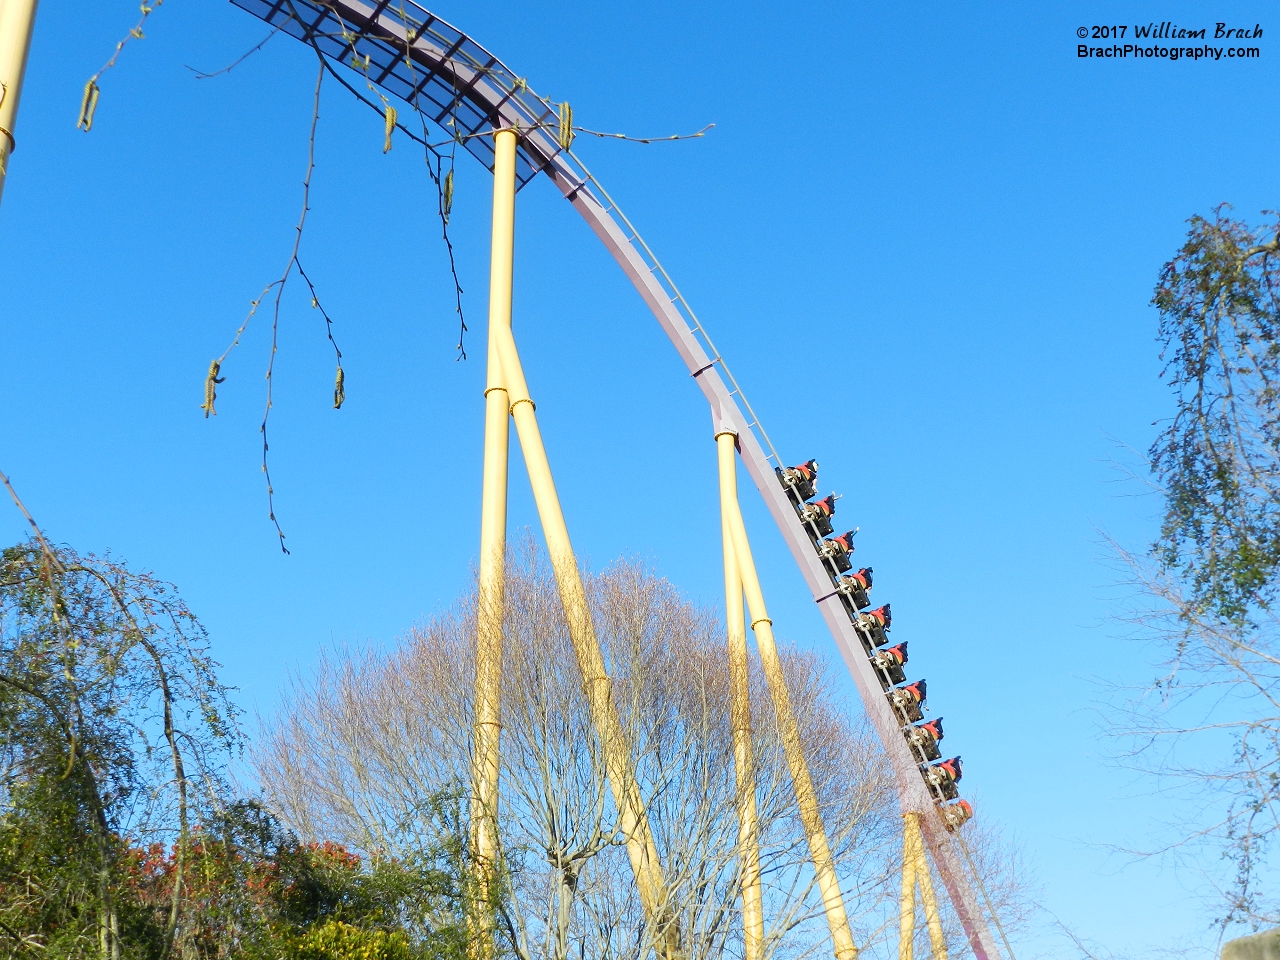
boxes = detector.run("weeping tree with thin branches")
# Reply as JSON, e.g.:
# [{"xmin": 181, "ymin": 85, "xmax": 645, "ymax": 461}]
[
  {"xmin": 1116, "ymin": 205, "xmax": 1280, "ymax": 930},
  {"xmin": 0, "ymin": 540, "xmax": 239, "ymax": 959}
]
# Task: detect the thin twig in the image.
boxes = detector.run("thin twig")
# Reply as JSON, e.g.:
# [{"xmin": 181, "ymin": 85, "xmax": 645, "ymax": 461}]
[
  {"xmin": 321, "ymin": 0, "xmax": 470, "ymax": 358},
  {"xmin": 426, "ymin": 122, "xmax": 714, "ymax": 151},
  {"xmin": 572, "ymin": 122, "xmax": 715, "ymax": 144},
  {"xmin": 185, "ymin": 25, "xmax": 281, "ymax": 79},
  {"xmin": 393, "ymin": 2, "xmax": 467, "ymax": 358},
  {"xmin": 0, "ymin": 467, "xmax": 63, "ymax": 573},
  {"xmin": 78, "ymin": 0, "xmax": 167, "ymax": 131},
  {"xmin": 288, "ymin": 1, "xmax": 471, "ymax": 357},
  {"xmin": 207, "ymin": 62, "xmax": 326, "ymax": 554},
  {"xmin": 438, "ymin": 147, "xmax": 467, "ymax": 360},
  {"xmin": 294, "ymin": 258, "xmax": 345, "ymax": 408},
  {"xmin": 262, "ymin": 61, "xmax": 325, "ymax": 554}
]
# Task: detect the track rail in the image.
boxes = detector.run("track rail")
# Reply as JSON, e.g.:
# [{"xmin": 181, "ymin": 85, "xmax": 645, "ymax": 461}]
[{"xmin": 229, "ymin": 2, "xmax": 1005, "ymax": 956}]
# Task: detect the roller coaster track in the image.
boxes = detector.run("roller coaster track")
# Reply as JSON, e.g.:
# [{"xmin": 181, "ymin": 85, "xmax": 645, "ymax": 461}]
[{"xmin": 229, "ymin": 2, "xmax": 1008, "ymax": 956}]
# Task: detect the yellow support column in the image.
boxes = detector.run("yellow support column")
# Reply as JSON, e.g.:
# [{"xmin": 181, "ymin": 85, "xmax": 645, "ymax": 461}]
[
  {"xmin": 721, "ymin": 445, "xmax": 857, "ymax": 960},
  {"xmin": 492, "ymin": 319, "xmax": 681, "ymax": 959},
  {"xmin": 900, "ymin": 813, "xmax": 948, "ymax": 960},
  {"xmin": 716, "ymin": 431, "xmax": 764, "ymax": 960},
  {"xmin": 914, "ymin": 814, "xmax": 947, "ymax": 960},
  {"xmin": 0, "ymin": 0, "xmax": 40, "ymax": 209},
  {"xmin": 899, "ymin": 818, "xmax": 917, "ymax": 960},
  {"xmin": 470, "ymin": 127, "xmax": 517, "ymax": 957}
]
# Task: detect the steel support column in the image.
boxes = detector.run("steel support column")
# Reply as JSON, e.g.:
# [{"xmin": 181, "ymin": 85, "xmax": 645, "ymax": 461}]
[
  {"xmin": 491, "ymin": 318, "xmax": 681, "ymax": 959},
  {"xmin": 717, "ymin": 428, "xmax": 764, "ymax": 960},
  {"xmin": 899, "ymin": 812, "xmax": 947, "ymax": 960},
  {"xmin": 0, "ymin": 0, "xmax": 38, "ymax": 210},
  {"xmin": 720, "ymin": 429, "xmax": 857, "ymax": 960},
  {"xmin": 469, "ymin": 126, "xmax": 517, "ymax": 958}
]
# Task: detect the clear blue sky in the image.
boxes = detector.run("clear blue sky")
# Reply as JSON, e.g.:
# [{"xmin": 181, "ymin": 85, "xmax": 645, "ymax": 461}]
[{"xmin": 1, "ymin": 1, "xmax": 1276, "ymax": 956}]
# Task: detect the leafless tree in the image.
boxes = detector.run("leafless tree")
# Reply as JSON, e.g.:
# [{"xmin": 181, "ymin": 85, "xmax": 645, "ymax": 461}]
[
  {"xmin": 255, "ymin": 539, "xmax": 1026, "ymax": 958},
  {"xmin": 1106, "ymin": 538, "xmax": 1280, "ymax": 933}
]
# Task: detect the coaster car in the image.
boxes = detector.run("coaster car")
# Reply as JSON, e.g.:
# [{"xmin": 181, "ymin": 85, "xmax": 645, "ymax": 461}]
[
  {"xmin": 871, "ymin": 642, "xmax": 908, "ymax": 686},
  {"xmin": 923, "ymin": 756, "xmax": 962, "ymax": 802},
  {"xmin": 776, "ymin": 460, "xmax": 818, "ymax": 504},
  {"xmin": 817, "ymin": 530, "xmax": 856, "ymax": 573},
  {"xmin": 796, "ymin": 494, "xmax": 837, "ymax": 538},
  {"xmin": 858, "ymin": 603, "xmax": 891, "ymax": 646},
  {"xmin": 905, "ymin": 716, "xmax": 943, "ymax": 762},
  {"xmin": 941, "ymin": 799, "xmax": 974, "ymax": 831},
  {"xmin": 835, "ymin": 567, "xmax": 873, "ymax": 612},
  {"xmin": 888, "ymin": 678, "xmax": 926, "ymax": 724}
]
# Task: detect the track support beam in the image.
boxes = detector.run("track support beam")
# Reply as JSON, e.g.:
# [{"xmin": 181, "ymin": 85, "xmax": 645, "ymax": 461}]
[
  {"xmin": 718, "ymin": 428, "xmax": 858, "ymax": 960},
  {"xmin": 470, "ymin": 126, "xmax": 517, "ymax": 958},
  {"xmin": 717, "ymin": 429, "xmax": 764, "ymax": 960},
  {"xmin": 492, "ymin": 312, "xmax": 681, "ymax": 959},
  {"xmin": 0, "ymin": 0, "xmax": 39, "ymax": 210},
  {"xmin": 899, "ymin": 812, "xmax": 947, "ymax": 960}
]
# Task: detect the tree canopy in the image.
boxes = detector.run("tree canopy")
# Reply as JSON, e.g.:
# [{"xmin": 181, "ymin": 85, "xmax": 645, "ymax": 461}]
[
  {"xmin": 0, "ymin": 540, "xmax": 470, "ymax": 959},
  {"xmin": 1152, "ymin": 206, "xmax": 1280, "ymax": 621}
]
